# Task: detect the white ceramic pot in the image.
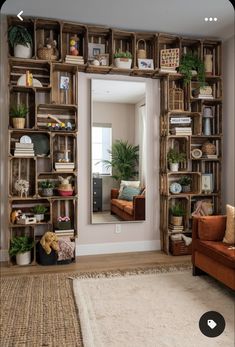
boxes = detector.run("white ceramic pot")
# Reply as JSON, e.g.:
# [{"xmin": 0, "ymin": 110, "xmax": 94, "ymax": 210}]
[
  {"xmin": 169, "ymin": 163, "xmax": 179, "ymax": 172},
  {"xmin": 35, "ymin": 214, "xmax": 44, "ymax": 222},
  {"xmin": 14, "ymin": 44, "xmax": 32, "ymax": 59},
  {"xmin": 114, "ymin": 58, "xmax": 132, "ymax": 69},
  {"xmin": 16, "ymin": 251, "xmax": 31, "ymax": 265}
]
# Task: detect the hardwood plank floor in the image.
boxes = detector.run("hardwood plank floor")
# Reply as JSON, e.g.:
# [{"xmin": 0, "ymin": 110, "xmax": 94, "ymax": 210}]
[{"xmin": 0, "ymin": 251, "xmax": 191, "ymax": 277}]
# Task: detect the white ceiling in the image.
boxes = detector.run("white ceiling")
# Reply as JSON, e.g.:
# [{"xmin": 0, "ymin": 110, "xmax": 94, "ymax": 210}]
[
  {"xmin": 92, "ymin": 79, "xmax": 146, "ymax": 103},
  {"xmin": 2, "ymin": 0, "xmax": 234, "ymax": 40}
]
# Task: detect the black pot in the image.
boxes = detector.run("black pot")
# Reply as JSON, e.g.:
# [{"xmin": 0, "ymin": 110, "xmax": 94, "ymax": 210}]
[{"xmin": 36, "ymin": 242, "xmax": 58, "ymax": 265}]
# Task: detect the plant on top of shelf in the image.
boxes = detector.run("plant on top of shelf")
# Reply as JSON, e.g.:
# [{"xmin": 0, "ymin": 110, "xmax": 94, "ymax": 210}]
[
  {"xmin": 114, "ymin": 50, "xmax": 132, "ymax": 69},
  {"xmin": 10, "ymin": 104, "xmax": 28, "ymax": 129},
  {"xmin": 9, "ymin": 235, "xmax": 34, "ymax": 265},
  {"xmin": 178, "ymin": 53, "xmax": 205, "ymax": 86},
  {"xmin": 170, "ymin": 202, "xmax": 185, "ymax": 226},
  {"xmin": 8, "ymin": 25, "xmax": 33, "ymax": 59},
  {"xmin": 167, "ymin": 148, "xmax": 186, "ymax": 172},
  {"xmin": 40, "ymin": 180, "xmax": 55, "ymax": 197},
  {"xmin": 32, "ymin": 205, "xmax": 47, "ymax": 222}
]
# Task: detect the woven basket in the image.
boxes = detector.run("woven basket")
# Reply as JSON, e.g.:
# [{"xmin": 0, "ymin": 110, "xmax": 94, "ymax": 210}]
[
  {"xmin": 169, "ymin": 88, "xmax": 184, "ymax": 111},
  {"xmin": 136, "ymin": 39, "xmax": 147, "ymax": 59},
  {"xmin": 169, "ymin": 239, "xmax": 192, "ymax": 256},
  {"xmin": 12, "ymin": 118, "xmax": 25, "ymax": 129},
  {"xmin": 37, "ymin": 47, "xmax": 54, "ymax": 60},
  {"xmin": 202, "ymin": 141, "xmax": 216, "ymax": 155}
]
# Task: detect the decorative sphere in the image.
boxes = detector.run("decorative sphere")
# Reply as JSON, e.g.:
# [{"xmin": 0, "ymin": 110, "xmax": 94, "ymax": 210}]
[
  {"xmin": 70, "ymin": 39, "xmax": 76, "ymax": 46},
  {"xmin": 70, "ymin": 46, "xmax": 75, "ymax": 52},
  {"xmin": 71, "ymin": 49, "xmax": 78, "ymax": 56}
]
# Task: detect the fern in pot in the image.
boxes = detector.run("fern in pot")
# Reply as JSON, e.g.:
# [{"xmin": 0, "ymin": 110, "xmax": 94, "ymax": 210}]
[
  {"xmin": 9, "ymin": 236, "xmax": 34, "ymax": 265},
  {"xmin": 10, "ymin": 104, "xmax": 28, "ymax": 129},
  {"xmin": 167, "ymin": 148, "xmax": 186, "ymax": 172},
  {"xmin": 8, "ymin": 25, "xmax": 33, "ymax": 58}
]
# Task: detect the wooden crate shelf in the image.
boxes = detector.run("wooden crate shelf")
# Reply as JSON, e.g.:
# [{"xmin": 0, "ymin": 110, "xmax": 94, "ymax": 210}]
[
  {"xmin": 62, "ymin": 22, "xmax": 87, "ymax": 61},
  {"xmin": 36, "ymin": 104, "xmax": 77, "ymax": 130},
  {"xmin": 51, "ymin": 63, "xmax": 77, "ymax": 105}
]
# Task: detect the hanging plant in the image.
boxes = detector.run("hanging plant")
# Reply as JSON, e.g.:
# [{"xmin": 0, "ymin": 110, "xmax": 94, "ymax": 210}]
[{"xmin": 178, "ymin": 53, "xmax": 205, "ymax": 87}]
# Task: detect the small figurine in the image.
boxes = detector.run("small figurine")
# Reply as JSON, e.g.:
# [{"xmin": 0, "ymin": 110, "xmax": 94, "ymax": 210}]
[
  {"xmin": 66, "ymin": 122, "xmax": 72, "ymax": 131},
  {"xmin": 69, "ymin": 35, "xmax": 79, "ymax": 56},
  {"xmin": 11, "ymin": 210, "xmax": 22, "ymax": 224},
  {"xmin": 14, "ymin": 179, "xmax": 29, "ymax": 198}
]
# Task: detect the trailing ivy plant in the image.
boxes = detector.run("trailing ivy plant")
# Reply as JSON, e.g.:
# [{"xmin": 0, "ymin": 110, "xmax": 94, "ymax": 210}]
[
  {"xmin": 178, "ymin": 53, "xmax": 205, "ymax": 87},
  {"xmin": 8, "ymin": 25, "xmax": 32, "ymax": 48}
]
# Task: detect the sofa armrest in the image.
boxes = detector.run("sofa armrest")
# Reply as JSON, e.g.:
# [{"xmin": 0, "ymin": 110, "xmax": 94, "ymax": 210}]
[
  {"xmin": 133, "ymin": 195, "xmax": 145, "ymax": 220},
  {"xmin": 193, "ymin": 215, "xmax": 227, "ymax": 240},
  {"xmin": 111, "ymin": 189, "xmax": 119, "ymax": 199}
]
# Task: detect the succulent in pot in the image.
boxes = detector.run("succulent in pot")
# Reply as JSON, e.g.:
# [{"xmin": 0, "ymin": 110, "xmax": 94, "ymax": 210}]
[
  {"xmin": 32, "ymin": 205, "xmax": 47, "ymax": 222},
  {"xmin": 8, "ymin": 25, "xmax": 33, "ymax": 58},
  {"xmin": 167, "ymin": 148, "xmax": 186, "ymax": 172},
  {"xmin": 114, "ymin": 50, "xmax": 132, "ymax": 69},
  {"xmin": 170, "ymin": 203, "xmax": 185, "ymax": 226},
  {"xmin": 9, "ymin": 235, "xmax": 34, "ymax": 265},
  {"xmin": 40, "ymin": 180, "xmax": 54, "ymax": 197},
  {"xmin": 10, "ymin": 104, "xmax": 28, "ymax": 129},
  {"xmin": 178, "ymin": 176, "xmax": 192, "ymax": 193}
]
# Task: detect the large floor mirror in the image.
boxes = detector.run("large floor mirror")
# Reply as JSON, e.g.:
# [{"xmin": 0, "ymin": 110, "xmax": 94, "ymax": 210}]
[{"xmin": 91, "ymin": 78, "xmax": 146, "ymax": 224}]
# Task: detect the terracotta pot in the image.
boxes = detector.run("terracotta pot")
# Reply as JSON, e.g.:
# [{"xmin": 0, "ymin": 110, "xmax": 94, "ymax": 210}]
[
  {"xmin": 12, "ymin": 118, "xmax": 25, "ymax": 129},
  {"xmin": 170, "ymin": 216, "xmax": 183, "ymax": 226}
]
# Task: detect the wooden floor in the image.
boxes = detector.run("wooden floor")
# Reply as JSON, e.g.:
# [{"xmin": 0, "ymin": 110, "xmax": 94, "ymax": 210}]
[{"xmin": 0, "ymin": 251, "xmax": 191, "ymax": 277}]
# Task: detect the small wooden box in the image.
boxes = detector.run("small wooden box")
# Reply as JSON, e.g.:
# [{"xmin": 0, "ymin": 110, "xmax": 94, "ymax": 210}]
[{"xmin": 169, "ymin": 239, "xmax": 192, "ymax": 256}]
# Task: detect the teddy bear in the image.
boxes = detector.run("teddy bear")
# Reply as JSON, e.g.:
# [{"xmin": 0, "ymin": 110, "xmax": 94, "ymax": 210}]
[
  {"xmin": 40, "ymin": 231, "xmax": 59, "ymax": 255},
  {"xmin": 45, "ymin": 38, "xmax": 59, "ymax": 59}
]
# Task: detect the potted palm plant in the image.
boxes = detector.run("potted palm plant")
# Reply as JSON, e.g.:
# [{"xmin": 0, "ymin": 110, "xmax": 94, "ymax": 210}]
[
  {"xmin": 170, "ymin": 203, "xmax": 185, "ymax": 226},
  {"xmin": 101, "ymin": 140, "xmax": 139, "ymax": 181},
  {"xmin": 178, "ymin": 176, "xmax": 192, "ymax": 192},
  {"xmin": 10, "ymin": 104, "xmax": 28, "ymax": 129},
  {"xmin": 114, "ymin": 50, "xmax": 132, "ymax": 69},
  {"xmin": 32, "ymin": 205, "xmax": 47, "ymax": 222},
  {"xmin": 178, "ymin": 53, "xmax": 205, "ymax": 86},
  {"xmin": 167, "ymin": 148, "xmax": 186, "ymax": 172},
  {"xmin": 8, "ymin": 25, "xmax": 33, "ymax": 58},
  {"xmin": 9, "ymin": 235, "xmax": 34, "ymax": 265},
  {"xmin": 40, "ymin": 180, "xmax": 54, "ymax": 197}
]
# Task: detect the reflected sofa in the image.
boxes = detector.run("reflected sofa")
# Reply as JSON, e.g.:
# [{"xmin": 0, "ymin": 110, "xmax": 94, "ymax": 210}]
[
  {"xmin": 110, "ymin": 188, "xmax": 145, "ymax": 221},
  {"xmin": 192, "ymin": 215, "xmax": 235, "ymax": 290}
]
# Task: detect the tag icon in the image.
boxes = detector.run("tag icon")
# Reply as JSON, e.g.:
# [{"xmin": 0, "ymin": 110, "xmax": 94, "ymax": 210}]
[{"xmin": 207, "ymin": 319, "xmax": 217, "ymax": 330}]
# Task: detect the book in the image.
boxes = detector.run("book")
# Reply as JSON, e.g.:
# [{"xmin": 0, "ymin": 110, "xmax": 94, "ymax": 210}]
[
  {"xmin": 55, "ymin": 229, "xmax": 74, "ymax": 233},
  {"xmin": 170, "ymin": 117, "xmax": 192, "ymax": 124},
  {"xmin": 15, "ymin": 143, "xmax": 34, "ymax": 148}
]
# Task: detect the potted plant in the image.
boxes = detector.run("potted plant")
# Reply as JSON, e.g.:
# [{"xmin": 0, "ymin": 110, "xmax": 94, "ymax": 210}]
[
  {"xmin": 9, "ymin": 235, "xmax": 34, "ymax": 265},
  {"xmin": 101, "ymin": 140, "xmax": 139, "ymax": 181},
  {"xmin": 167, "ymin": 148, "xmax": 186, "ymax": 172},
  {"xmin": 178, "ymin": 176, "xmax": 192, "ymax": 192},
  {"xmin": 114, "ymin": 50, "xmax": 132, "ymax": 69},
  {"xmin": 170, "ymin": 203, "xmax": 185, "ymax": 226},
  {"xmin": 178, "ymin": 53, "xmax": 205, "ymax": 86},
  {"xmin": 8, "ymin": 25, "xmax": 33, "ymax": 58},
  {"xmin": 32, "ymin": 205, "xmax": 47, "ymax": 222},
  {"xmin": 40, "ymin": 180, "xmax": 54, "ymax": 197},
  {"xmin": 10, "ymin": 104, "xmax": 28, "ymax": 129}
]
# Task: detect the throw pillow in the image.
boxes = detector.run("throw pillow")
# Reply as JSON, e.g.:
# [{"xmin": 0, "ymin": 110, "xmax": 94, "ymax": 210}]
[
  {"xmin": 118, "ymin": 180, "xmax": 140, "ymax": 197},
  {"xmin": 119, "ymin": 186, "xmax": 141, "ymax": 201},
  {"xmin": 223, "ymin": 205, "xmax": 235, "ymax": 244},
  {"xmin": 198, "ymin": 216, "xmax": 226, "ymax": 241}
]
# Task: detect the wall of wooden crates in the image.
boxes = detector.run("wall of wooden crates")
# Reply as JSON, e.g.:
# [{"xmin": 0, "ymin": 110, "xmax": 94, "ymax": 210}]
[{"xmin": 7, "ymin": 16, "xmax": 222, "ymax": 263}]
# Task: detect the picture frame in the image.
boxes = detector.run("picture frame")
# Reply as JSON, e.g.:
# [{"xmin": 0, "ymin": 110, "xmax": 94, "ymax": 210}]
[
  {"xmin": 96, "ymin": 53, "xmax": 109, "ymax": 66},
  {"xmin": 138, "ymin": 59, "xmax": 154, "ymax": 70},
  {"xmin": 201, "ymin": 173, "xmax": 213, "ymax": 193},
  {"xmin": 60, "ymin": 76, "xmax": 70, "ymax": 90},
  {"xmin": 160, "ymin": 48, "xmax": 180, "ymax": 69},
  {"xmin": 88, "ymin": 43, "xmax": 105, "ymax": 59}
]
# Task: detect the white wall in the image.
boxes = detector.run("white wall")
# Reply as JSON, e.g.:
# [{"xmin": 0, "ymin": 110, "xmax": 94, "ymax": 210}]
[
  {"xmin": 77, "ymin": 73, "xmax": 160, "ymax": 255},
  {"xmin": 222, "ymin": 35, "xmax": 235, "ymax": 209}
]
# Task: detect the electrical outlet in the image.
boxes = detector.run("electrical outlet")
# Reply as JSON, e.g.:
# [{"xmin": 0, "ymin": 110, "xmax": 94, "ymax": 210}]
[{"xmin": 115, "ymin": 224, "xmax": 122, "ymax": 234}]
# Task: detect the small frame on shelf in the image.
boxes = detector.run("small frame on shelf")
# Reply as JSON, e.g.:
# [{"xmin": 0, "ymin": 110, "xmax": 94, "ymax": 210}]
[
  {"xmin": 138, "ymin": 59, "xmax": 154, "ymax": 70},
  {"xmin": 201, "ymin": 173, "xmax": 213, "ymax": 194}
]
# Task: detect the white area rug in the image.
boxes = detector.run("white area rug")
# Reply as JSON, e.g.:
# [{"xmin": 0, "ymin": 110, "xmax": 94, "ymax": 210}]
[{"xmin": 73, "ymin": 271, "xmax": 234, "ymax": 347}]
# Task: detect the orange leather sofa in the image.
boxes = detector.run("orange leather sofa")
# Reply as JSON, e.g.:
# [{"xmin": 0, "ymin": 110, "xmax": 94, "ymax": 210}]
[
  {"xmin": 192, "ymin": 215, "xmax": 235, "ymax": 290},
  {"xmin": 111, "ymin": 188, "xmax": 145, "ymax": 221}
]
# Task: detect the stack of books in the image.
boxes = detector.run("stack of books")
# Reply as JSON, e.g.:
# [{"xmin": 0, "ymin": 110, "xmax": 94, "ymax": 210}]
[
  {"xmin": 171, "ymin": 127, "xmax": 192, "ymax": 136},
  {"xmin": 14, "ymin": 142, "xmax": 35, "ymax": 157},
  {"xmin": 169, "ymin": 224, "xmax": 184, "ymax": 233},
  {"xmin": 202, "ymin": 154, "xmax": 218, "ymax": 159},
  {"xmin": 55, "ymin": 162, "xmax": 75, "ymax": 172},
  {"xmin": 54, "ymin": 229, "xmax": 74, "ymax": 238},
  {"xmin": 65, "ymin": 55, "xmax": 84, "ymax": 65}
]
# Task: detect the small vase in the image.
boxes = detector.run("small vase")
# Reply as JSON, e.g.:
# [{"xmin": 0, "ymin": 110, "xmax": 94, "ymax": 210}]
[
  {"xmin": 169, "ymin": 163, "xmax": 179, "ymax": 172},
  {"xmin": 204, "ymin": 54, "xmax": 213, "ymax": 75}
]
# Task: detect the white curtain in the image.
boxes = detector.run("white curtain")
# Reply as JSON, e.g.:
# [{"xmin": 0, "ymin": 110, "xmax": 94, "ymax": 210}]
[{"xmin": 139, "ymin": 104, "xmax": 146, "ymax": 187}]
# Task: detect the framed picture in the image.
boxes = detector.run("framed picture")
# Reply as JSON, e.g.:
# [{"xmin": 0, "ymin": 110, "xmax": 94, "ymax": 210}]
[
  {"xmin": 60, "ymin": 76, "xmax": 70, "ymax": 90},
  {"xmin": 96, "ymin": 53, "xmax": 109, "ymax": 66},
  {"xmin": 201, "ymin": 173, "xmax": 213, "ymax": 193},
  {"xmin": 138, "ymin": 59, "xmax": 154, "ymax": 70},
  {"xmin": 160, "ymin": 48, "xmax": 180, "ymax": 69},
  {"xmin": 88, "ymin": 43, "xmax": 105, "ymax": 59}
]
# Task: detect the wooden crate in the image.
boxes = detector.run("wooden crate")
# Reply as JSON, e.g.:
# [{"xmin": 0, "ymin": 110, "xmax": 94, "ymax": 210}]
[
  {"xmin": 36, "ymin": 104, "xmax": 77, "ymax": 130},
  {"xmin": 51, "ymin": 63, "xmax": 77, "ymax": 105},
  {"xmin": 35, "ymin": 19, "xmax": 61, "ymax": 61},
  {"xmin": 62, "ymin": 22, "xmax": 87, "ymax": 61},
  {"xmin": 169, "ymin": 239, "xmax": 192, "ymax": 256}
]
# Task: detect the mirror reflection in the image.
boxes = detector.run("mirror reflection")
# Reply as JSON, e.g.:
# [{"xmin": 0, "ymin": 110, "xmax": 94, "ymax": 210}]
[{"xmin": 91, "ymin": 79, "xmax": 146, "ymax": 223}]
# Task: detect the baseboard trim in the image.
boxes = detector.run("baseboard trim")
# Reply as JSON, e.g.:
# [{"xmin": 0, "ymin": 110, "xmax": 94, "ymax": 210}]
[{"xmin": 77, "ymin": 240, "xmax": 161, "ymax": 256}]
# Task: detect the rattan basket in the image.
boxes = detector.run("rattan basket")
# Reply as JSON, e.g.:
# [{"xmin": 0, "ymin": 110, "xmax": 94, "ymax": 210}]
[
  {"xmin": 37, "ymin": 47, "xmax": 54, "ymax": 60},
  {"xmin": 169, "ymin": 87, "xmax": 184, "ymax": 111},
  {"xmin": 202, "ymin": 141, "xmax": 216, "ymax": 155},
  {"xmin": 169, "ymin": 239, "xmax": 192, "ymax": 256},
  {"xmin": 136, "ymin": 39, "xmax": 147, "ymax": 59}
]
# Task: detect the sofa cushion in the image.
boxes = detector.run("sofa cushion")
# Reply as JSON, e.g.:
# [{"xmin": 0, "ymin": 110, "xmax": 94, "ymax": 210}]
[
  {"xmin": 111, "ymin": 199, "xmax": 128, "ymax": 210},
  {"xmin": 123, "ymin": 204, "xmax": 134, "ymax": 216},
  {"xmin": 118, "ymin": 180, "xmax": 140, "ymax": 197},
  {"xmin": 223, "ymin": 205, "xmax": 235, "ymax": 244},
  {"xmin": 198, "ymin": 216, "xmax": 226, "ymax": 241},
  {"xmin": 119, "ymin": 186, "xmax": 141, "ymax": 201},
  {"xmin": 195, "ymin": 239, "xmax": 235, "ymax": 268}
]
